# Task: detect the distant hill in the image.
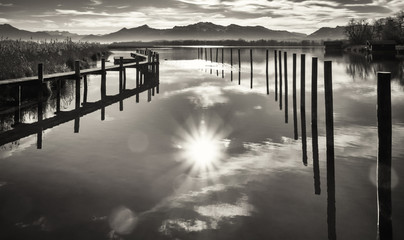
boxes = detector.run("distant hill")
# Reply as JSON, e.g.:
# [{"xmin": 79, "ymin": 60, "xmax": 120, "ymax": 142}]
[
  {"xmin": 82, "ymin": 22, "xmax": 307, "ymax": 43},
  {"xmin": 0, "ymin": 24, "xmax": 52, "ymax": 40},
  {"xmin": 0, "ymin": 23, "xmax": 349, "ymax": 43},
  {"xmin": 306, "ymin": 26, "xmax": 347, "ymax": 40}
]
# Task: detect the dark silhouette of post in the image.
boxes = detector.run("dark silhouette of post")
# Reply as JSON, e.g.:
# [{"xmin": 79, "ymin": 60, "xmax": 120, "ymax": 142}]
[
  {"xmin": 230, "ymin": 48, "xmax": 233, "ymax": 82},
  {"xmin": 279, "ymin": 50, "xmax": 282, "ymax": 110},
  {"xmin": 216, "ymin": 48, "xmax": 219, "ymax": 76},
  {"xmin": 275, "ymin": 50, "xmax": 278, "ymax": 101},
  {"xmin": 293, "ymin": 54, "xmax": 298, "ymax": 140},
  {"xmin": 74, "ymin": 60, "xmax": 80, "ymax": 133},
  {"xmin": 301, "ymin": 54, "xmax": 307, "ymax": 166},
  {"xmin": 205, "ymin": 48, "xmax": 207, "ymax": 61},
  {"xmin": 210, "ymin": 48, "xmax": 213, "ymax": 74},
  {"xmin": 119, "ymin": 57, "xmax": 124, "ymax": 93},
  {"xmin": 250, "ymin": 49, "xmax": 253, "ymax": 89},
  {"xmin": 56, "ymin": 79, "xmax": 61, "ymax": 113},
  {"xmin": 136, "ymin": 60, "xmax": 140, "ymax": 103},
  {"xmin": 37, "ymin": 63, "xmax": 43, "ymax": 149},
  {"xmin": 222, "ymin": 48, "xmax": 224, "ymax": 78},
  {"xmin": 324, "ymin": 61, "xmax": 336, "ymax": 240},
  {"xmin": 284, "ymin": 52, "xmax": 288, "ymax": 123},
  {"xmin": 83, "ymin": 75, "xmax": 88, "ymax": 104},
  {"xmin": 377, "ymin": 72, "xmax": 392, "ymax": 240},
  {"xmin": 238, "ymin": 49, "xmax": 241, "ymax": 85},
  {"xmin": 266, "ymin": 49, "xmax": 269, "ymax": 95},
  {"xmin": 101, "ymin": 58, "xmax": 106, "ymax": 121},
  {"xmin": 156, "ymin": 53, "xmax": 160, "ymax": 94},
  {"xmin": 312, "ymin": 57, "xmax": 320, "ymax": 195}
]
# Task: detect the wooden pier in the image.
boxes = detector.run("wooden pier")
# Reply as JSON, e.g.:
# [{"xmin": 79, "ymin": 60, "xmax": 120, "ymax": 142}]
[{"xmin": 0, "ymin": 49, "xmax": 160, "ymax": 148}]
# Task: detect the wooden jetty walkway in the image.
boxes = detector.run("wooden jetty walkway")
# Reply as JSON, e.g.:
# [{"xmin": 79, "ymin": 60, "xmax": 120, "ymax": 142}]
[{"xmin": 0, "ymin": 48, "xmax": 160, "ymax": 148}]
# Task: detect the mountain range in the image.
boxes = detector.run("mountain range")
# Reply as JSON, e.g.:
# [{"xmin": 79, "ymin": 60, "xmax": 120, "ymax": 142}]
[{"xmin": 0, "ymin": 22, "xmax": 347, "ymax": 43}]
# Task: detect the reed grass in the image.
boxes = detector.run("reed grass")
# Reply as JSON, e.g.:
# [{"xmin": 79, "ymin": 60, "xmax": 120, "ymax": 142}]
[{"xmin": 0, "ymin": 39, "xmax": 110, "ymax": 80}]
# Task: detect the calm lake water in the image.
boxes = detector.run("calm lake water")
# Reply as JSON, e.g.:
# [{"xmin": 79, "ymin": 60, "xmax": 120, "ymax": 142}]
[{"xmin": 0, "ymin": 47, "xmax": 404, "ymax": 240}]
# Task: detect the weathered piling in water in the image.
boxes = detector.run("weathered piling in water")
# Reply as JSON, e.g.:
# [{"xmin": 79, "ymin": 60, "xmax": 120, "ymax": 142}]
[
  {"xmin": 156, "ymin": 54, "xmax": 160, "ymax": 94},
  {"xmin": 37, "ymin": 63, "xmax": 43, "ymax": 149},
  {"xmin": 279, "ymin": 50, "xmax": 282, "ymax": 110},
  {"xmin": 301, "ymin": 54, "xmax": 307, "ymax": 166},
  {"xmin": 210, "ymin": 48, "xmax": 213, "ymax": 74},
  {"xmin": 101, "ymin": 58, "xmax": 106, "ymax": 121},
  {"xmin": 216, "ymin": 48, "xmax": 219, "ymax": 63},
  {"xmin": 238, "ymin": 49, "xmax": 241, "ymax": 85},
  {"xmin": 284, "ymin": 52, "xmax": 288, "ymax": 123},
  {"xmin": 136, "ymin": 60, "xmax": 140, "ymax": 103},
  {"xmin": 222, "ymin": 48, "xmax": 224, "ymax": 78},
  {"xmin": 275, "ymin": 50, "xmax": 278, "ymax": 101},
  {"xmin": 230, "ymin": 48, "xmax": 233, "ymax": 82},
  {"xmin": 74, "ymin": 61, "xmax": 81, "ymax": 111},
  {"xmin": 312, "ymin": 57, "xmax": 320, "ymax": 195},
  {"xmin": 266, "ymin": 49, "xmax": 269, "ymax": 95},
  {"xmin": 293, "ymin": 54, "xmax": 298, "ymax": 140},
  {"xmin": 119, "ymin": 57, "xmax": 124, "ymax": 93},
  {"xmin": 83, "ymin": 75, "xmax": 88, "ymax": 104},
  {"xmin": 56, "ymin": 80, "xmax": 61, "ymax": 113},
  {"xmin": 74, "ymin": 61, "xmax": 81, "ymax": 133},
  {"xmin": 377, "ymin": 72, "xmax": 392, "ymax": 240},
  {"xmin": 250, "ymin": 49, "xmax": 253, "ymax": 89},
  {"xmin": 324, "ymin": 61, "xmax": 336, "ymax": 240}
]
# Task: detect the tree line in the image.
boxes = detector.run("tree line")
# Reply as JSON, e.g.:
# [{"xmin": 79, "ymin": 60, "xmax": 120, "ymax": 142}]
[{"xmin": 345, "ymin": 11, "xmax": 404, "ymax": 44}]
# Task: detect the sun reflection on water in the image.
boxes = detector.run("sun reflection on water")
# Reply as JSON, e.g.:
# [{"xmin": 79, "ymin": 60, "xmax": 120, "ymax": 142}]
[{"xmin": 175, "ymin": 116, "xmax": 231, "ymax": 177}]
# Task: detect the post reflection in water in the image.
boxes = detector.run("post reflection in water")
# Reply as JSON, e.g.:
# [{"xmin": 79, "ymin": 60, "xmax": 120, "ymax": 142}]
[
  {"xmin": 284, "ymin": 52, "xmax": 288, "ymax": 124},
  {"xmin": 279, "ymin": 50, "xmax": 283, "ymax": 110},
  {"xmin": 324, "ymin": 61, "xmax": 336, "ymax": 240},
  {"xmin": 292, "ymin": 54, "xmax": 298, "ymax": 140},
  {"xmin": 275, "ymin": 50, "xmax": 278, "ymax": 101},
  {"xmin": 312, "ymin": 57, "xmax": 321, "ymax": 195},
  {"xmin": 300, "ymin": 54, "xmax": 308, "ymax": 166},
  {"xmin": 377, "ymin": 72, "xmax": 392, "ymax": 240}
]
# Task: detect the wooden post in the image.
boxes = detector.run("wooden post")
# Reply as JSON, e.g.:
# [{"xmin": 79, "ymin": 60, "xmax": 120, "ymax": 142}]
[
  {"xmin": 74, "ymin": 60, "xmax": 80, "ymax": 133},
  {"xmin": 205, "ymin": 48, "xmax": 207, "ymax": 61},
  {"xmin": 301, "ymin": 54, "xmax": 307, "ymax": 166},
  {"xmin": 238, "ymin": 49, "xmax": 241, "ymax": 85},
  {"xmin": 37, "ymin": 63, "xmax": 43, "ymax": 149},
  {"xmin": 266, "ymin": 49, "xmax": 269, "ymax": 95},
  {"xmin": 377, "ymin": 72, "xmax": 392, "ymax": 240},
  {"xmin": 101, "ymin": 58, "xmax": 106, "ymax": 121},
  {"xmin": 197, "ymin": 48, "xmax": 200, "ymax": 59},
  {"xmin": 136, "ymin": 60, "xmax": 140, "ymax": 103},
  {"xmin": 301, "ymin": 54, "xmax": 306, "ymax": 109},
  {"xmin": 293, "ymin": 54, "xmax": 298, "ymax": 140},
  {"xmin": 156, "ymin": 54, "xmax": 160, "ymax": 94},
  {"xmin": 83, "ymin": 75, "xmax": 88, "ymax": 104},
  {"xmin": 312, "ymin": 57, "xmax": 320, "ymax": 195},
  {"xmin": 324, "ymin": 61, "xmax": 336, "ymax": 240},
  {"xmin": 119, "ymin": 57, "xmax": 124, "ymax": 93},
  {"xmin": 284, "ymin": 52, "xmax": 288, "ymax": 123},
  {"xmin": 230, "ymin": 48, "xmax": 233, "ymax": 82},
  {"xmin": 279, "ymin": 50, "xmax": 282, "ymax": 110},
  {"xmin": 275, "ymin": 50, "xmax": 278, "ymax": 101},
  {"xmin": 56, "ymin": 79, "xmax": 61, "ymax": 113},
  {"xmin": 38, "ymin": 63, "xmax": 44, "ymax": 100},
  {"xmin": 216, "ymin": 48, "xmax": 219, "ymax": 76},
  {"xmin": 75, "ymin": 61, "xmax": 80, "ymax": 110},
  {"xmin": 250, "ymin": 49, "xmax": 253, "ymax": 89},
  {"xmin": 210, "ymin": 48, "xmax": 213, "ymax": 74},
  {"xmin": 222, "ymin": 48, "xmax": 224, "ymax": 79}
]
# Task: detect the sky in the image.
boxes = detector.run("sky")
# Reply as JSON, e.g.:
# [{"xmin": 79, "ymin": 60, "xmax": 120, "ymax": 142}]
[{"xmin": 0, "ymin": 0, "xmax": 402, "ymax": 35}]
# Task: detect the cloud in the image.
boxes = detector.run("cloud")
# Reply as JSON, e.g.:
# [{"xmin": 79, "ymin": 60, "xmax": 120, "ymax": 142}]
[
  {"xmin": 0, "ymin": 3, "xmax": 13, "ymax": 7},
  {"xmin": 89, "ymin": 0, "xmax": 102, "ymax": 5}
]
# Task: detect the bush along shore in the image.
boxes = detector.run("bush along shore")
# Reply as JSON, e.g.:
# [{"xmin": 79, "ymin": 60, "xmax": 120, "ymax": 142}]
[{"xmin": 0, "ymin": 39, "xmax": 110, "ymax": 80}]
